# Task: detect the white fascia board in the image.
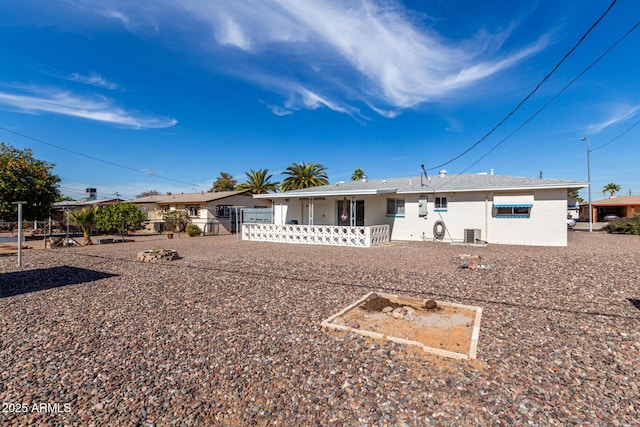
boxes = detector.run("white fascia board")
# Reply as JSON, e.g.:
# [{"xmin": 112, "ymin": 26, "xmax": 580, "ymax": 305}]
[
  {"xmin": 253, "ymin": 188, "xmax": 397, "ymax": 199},
  {"xmin": 396, "ymin": 183, "xmax": 587, "ymax": 194}
]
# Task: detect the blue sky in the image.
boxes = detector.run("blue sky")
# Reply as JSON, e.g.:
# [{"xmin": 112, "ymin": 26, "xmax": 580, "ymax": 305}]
[{"xmin": 1, "ymin": 0, "xmax": 638, "ymax": 200}]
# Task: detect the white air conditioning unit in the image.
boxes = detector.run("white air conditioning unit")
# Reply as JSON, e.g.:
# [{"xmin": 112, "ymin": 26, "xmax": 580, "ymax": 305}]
[{"xmin": 464, "ymin": 229, "xmax": 481, "ymax": 244}]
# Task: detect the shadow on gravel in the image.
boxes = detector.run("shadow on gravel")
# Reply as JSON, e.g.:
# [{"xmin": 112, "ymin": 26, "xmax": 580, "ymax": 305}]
[
  {"xmin": 629, "ymin": 299, "xmax": 640, "ymax": 311},
  {"xmin": 0, "ymin": 266, "xmax": 118, "ymax": 298}
]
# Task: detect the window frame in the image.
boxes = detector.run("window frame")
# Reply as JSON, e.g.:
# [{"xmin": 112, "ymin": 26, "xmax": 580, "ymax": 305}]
[
  {"xmin": 495, "ymin": 206, "xmax": 532, "ymax": 218},
  {"xmin": 386, "ymin": 198, "xmax": 405, "ymax": 217},
  {"xmin": 215, "ymin": 205, "xmax": 232, "ymax": 218},
  {"xmin": 434, "ymin": 196, "xmax": 448, "ymax": 212},
  {"xmin": 187, "ymin": 205, "xmax": 200, "ymax": 217}
]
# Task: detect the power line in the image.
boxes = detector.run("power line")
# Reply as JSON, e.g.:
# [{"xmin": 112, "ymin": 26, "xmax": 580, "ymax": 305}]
[
  {"xmin": 431, "ymin": 17, "xmax": 640, "ymax": 190},
  {"xmin": 426, "ymin": 0, "xmax": 619, "ymax": 172},
  {"xmin": 591, "ymin": 117, "xmax": 640, "ymax": 152},
  {"xmin": 0, "ymin": 125, "xmax": 205, "ymax": 189}
]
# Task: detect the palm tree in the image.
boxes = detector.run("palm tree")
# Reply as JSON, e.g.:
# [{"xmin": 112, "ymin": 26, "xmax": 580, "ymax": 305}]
[
  {"xmin": 568, "ymin": 190, "xmax": 584, "ymax": 204},
  {"xmin": 235, "ymin": 168, "xmax": 279, "ymax": 194},
  {"xmin": 69, "ymin": 205, "xmax": 98, "ymax": 245},
  {"xmin": 280, "ymin": 162, "xmax": 329, "ymax": 191},
  {"xmin": 602, "ymin": 183, "xmax": 621, "ymax": 198},
  {"xmin": 351, "ymin": 168, "xmax": 366, "ymax": 181}
]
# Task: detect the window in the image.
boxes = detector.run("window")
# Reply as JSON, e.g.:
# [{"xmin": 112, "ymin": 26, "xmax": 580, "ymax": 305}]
[
  {"xmin": 435, "ymin": 197, "xmax": 448, "ymax": 211},
  {"xmin": 386, "ymin": 198, "xmax": 405, "ymax": 216},
  {"xmin": 187, "ymin": 205, "xmax": 200, "ymax": 217},
  {"xmin": 215, "ymin": 205, "xmax": 231, "ymax": 218},
  {"xmin": 496, "ymin": 206, "xmax": 531, "ymax": 217}
]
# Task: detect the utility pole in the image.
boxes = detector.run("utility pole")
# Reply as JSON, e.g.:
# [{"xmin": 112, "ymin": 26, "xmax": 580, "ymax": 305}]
[{"xmin": 580, "ymin": 137, "xmax": 592, "ymax": 233}]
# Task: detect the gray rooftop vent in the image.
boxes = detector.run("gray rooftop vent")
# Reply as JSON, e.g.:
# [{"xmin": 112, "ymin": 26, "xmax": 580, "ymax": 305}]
[{"xmin": 438, "ymin": 169, "xmax": 447, "ymax": 177}]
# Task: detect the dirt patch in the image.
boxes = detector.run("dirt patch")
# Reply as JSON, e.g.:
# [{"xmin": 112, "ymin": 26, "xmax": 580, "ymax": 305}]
[
  {"xmin": 324, "ymin": 293, "xmax": 482, "ymax": 358},
  {"xmin": 359, "ymin": 296, "xmax": 441, "ymax": 312}
]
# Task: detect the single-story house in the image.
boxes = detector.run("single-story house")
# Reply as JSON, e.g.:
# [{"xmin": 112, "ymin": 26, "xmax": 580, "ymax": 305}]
[
  {"xmin": 250, "ymin": 172, "xmax": 586, "ymax": 247},
  {"xmin": 131, "ymin": 190, "xmax": 271, "ymax": 234},
  {"xmin": 579, "ymin": 195, "xmax": 640, "ymax": 222}
]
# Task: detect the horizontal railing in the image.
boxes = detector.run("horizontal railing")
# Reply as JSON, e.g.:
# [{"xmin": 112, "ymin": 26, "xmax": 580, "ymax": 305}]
[{"xmin": 242, "ymin": 223, "xmax": 390, "ymax": 247}]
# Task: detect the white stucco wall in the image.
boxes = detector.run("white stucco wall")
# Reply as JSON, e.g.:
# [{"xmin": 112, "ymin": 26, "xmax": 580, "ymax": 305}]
[
  {"xmin": 488, "ymin": 189, "xmax": 568, "ymax": 246},
  {"xmin": 388, "ymin": 189, "xmax": 568, "ymax": 246},
  {"xmin": 267, "ymin": 187, "xmax": 569, "ymax": 246}
]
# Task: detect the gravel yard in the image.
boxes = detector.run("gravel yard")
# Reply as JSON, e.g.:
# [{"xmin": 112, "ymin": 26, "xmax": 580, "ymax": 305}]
[{"xmin": 1, "ymin": 231, "xmax": 638, "ymax": 426}]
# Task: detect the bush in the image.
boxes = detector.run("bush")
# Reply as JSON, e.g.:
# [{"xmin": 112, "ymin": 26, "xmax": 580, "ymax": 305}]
[
  {"xmin": 162, "ymin": 210, "xmax": 189, "ymax": 232},
  {"xmin": 96, "ymin": 203, "xmax": 147, "ymax": 233},
  {"xmin": 603, "ymin": 215, "xmax": 640, "ymax": 234},
  {"xmin": 186, "ymin": 224, "xmax": 202, "ymax": 237}
]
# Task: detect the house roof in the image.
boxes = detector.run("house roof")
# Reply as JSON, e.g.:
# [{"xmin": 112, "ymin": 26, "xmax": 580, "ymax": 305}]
[
  {"xmin": 52, "ymin": 198, "xmax": 124, "ymax": 209},
  {"xmin": 591, "ymin": 195, "xmax": 640, "ymax": 206},
  {"xmin": 254, "ymin": 174, "xmax": 587, "ymax": 199},
  {"xmin": 132, "ymin": 190, "xmax": 252, "ymax": 205}
]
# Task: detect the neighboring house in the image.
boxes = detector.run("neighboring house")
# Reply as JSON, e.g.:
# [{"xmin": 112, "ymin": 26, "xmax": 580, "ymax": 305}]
[
  {"xmin": 131, "ymin": 190, "xmax": 271, "ymax": 234},
  {"xmin": 579, "ymin": 195, "xmax": 640, "ymax": 222},
  {"xmin": 252, "ymin": 172, "xmax": 586, "ymax": 247},
  {"xmin": 567, "ymin": 197, "xmax": 580, "ymax": 220},
  {"xmin": 49, "ymin": 195, "xmax": 123, "ymax": 235},
  {"xmin": 51, "ymin": 197, "xmax": 123, "ymax": 223}
]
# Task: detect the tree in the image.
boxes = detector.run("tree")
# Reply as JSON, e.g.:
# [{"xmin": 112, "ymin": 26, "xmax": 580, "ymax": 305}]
[
  {"xmin": 0, "ymin": 142, "xmax": 61, "ymax": 221},
  {"xmin": 56, "ymin": 195, "xmax": 75, "ymax": 202},
  {"xmin": 351, "ymin": 168, "xmax": 366, "ymax": 181},
  {"xmin": 602, "ymin": 183, "xmax": 621, "ymax": 198},
  {"xmin": 280, "ymin": 162, "xmax": 329, "ymax": 191},
  {"xmin": 96, "ymin": 203, "xmax": 147, "ymax": 233},
  {"xmin": 136, "ymin": 190, "xmax": 160, "ymax": 198},
  {"xmin": 69, "ymin": 205, "xmax": 98, "ymax": 246},
  {"xmin": 568, "ymin": 190, "xmax": 584, "ymax": 204},
  {"xmin": 210, "ymin": 172, "xmax": 237, "ymax": 192},
  {"xmin": 162, "ymin": 210, "xmax": 189, "ymax": 233},
  {"xmin": 235, "ymin": 168, "xmax": 279, "ymax": 194}
]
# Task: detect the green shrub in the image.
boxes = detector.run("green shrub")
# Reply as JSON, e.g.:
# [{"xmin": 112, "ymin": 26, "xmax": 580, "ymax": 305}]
[
  {"xmin": 186, "ymin": 224, "xmax": 202, "ymax": 237},
  {"xmin": 96, "ymin": 202, "xmax": 147, "ymax": 233},
  {"xmin": 163, "ymin": 210, "xmax": 189, "ymax": 232},
  {"xmin": 603, "ymin": 215, "xmax": 640, "ymax": 234}
]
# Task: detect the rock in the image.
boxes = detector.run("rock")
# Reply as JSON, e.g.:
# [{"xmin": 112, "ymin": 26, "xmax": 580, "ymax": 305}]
[
  {"xmin": 367, "ymin": 293, "xmax": 379, "ymax": 300},
  {"xmin": 347, "ymin": 321, "xmax": 360, "ymax": 329},
  {"xmin": 392, "ymin": 308, "xmax": 407, "ymax": 319},
  {"xmin": 382, "ymin": 306, "xmax": 393, "ymax": 313},
  {"xmin": 424, "ymin": 300, "xmax": 438, "ymax": 310}
]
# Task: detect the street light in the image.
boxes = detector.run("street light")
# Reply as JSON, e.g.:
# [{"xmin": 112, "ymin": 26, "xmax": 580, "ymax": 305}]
[{"xmin": 580, "ymin": 137, "xmax": 592, "ymax": 232}]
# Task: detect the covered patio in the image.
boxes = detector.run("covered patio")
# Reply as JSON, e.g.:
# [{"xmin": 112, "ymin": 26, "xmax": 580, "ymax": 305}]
[{"xmin": 246, "ymin": 187, "xmax": 394, "ymax": 247}]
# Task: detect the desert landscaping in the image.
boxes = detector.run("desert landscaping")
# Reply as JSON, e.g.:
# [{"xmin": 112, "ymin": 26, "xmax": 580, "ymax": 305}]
[{"xmin": 0, "ymin": 231, "xmax": 638, "ymax": 426}]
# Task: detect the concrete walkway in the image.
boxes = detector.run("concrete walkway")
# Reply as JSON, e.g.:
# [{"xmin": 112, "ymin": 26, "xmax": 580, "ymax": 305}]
[{"xmin": 572, "ymin": 221, "xmax": 606, "ymax": 231}]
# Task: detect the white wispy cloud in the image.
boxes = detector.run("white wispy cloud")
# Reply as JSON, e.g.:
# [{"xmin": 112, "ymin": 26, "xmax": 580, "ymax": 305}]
[
  {"xmin": 75, "ymin": 0, "xmax": 549, "ymax": 117},
  {"xmin": 267, "ymin": 104, "xmax": 293, "ymax": 117},
  {"xmin": 587, "ymin": 104, "xmax": 640, "ymax": 133},
  {"xmin": 0, "ymin": 86, "xmax": 177, "ymax": 129},
  {"xmin": 66, "ymin": 71, "xmax": 119, "ymax": 90}
]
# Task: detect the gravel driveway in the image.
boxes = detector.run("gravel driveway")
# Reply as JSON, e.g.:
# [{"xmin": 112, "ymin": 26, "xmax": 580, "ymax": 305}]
[{"xmin": 1, "ymin": 231, "xmax": 638, "ymax": 426}]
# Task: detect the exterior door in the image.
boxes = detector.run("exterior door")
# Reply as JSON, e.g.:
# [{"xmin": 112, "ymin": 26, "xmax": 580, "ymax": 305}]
[{"xmin": 337, "ymin": 200, "xmax": 364, "ymax": 226}]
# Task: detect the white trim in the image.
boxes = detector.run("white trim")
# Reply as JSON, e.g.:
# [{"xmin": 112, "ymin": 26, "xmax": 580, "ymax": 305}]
[{"xmin": 254, "ymin": 188, "xmax": 397, "ymax": 199}]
